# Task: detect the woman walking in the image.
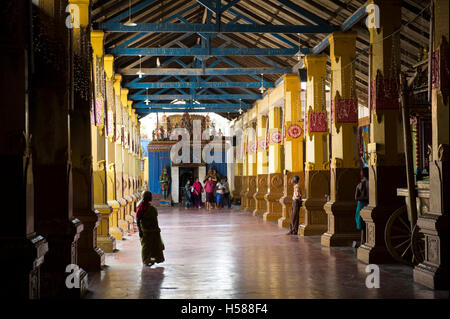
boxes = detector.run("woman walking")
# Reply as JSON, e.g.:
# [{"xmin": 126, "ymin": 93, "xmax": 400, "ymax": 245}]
[
  {"xmin": 192, "ymin": 177, "xmax": 204, "ymax": 209},
  {"xmin": 136, "ymin": 191, "xmax": 165, "ymax": 267}
]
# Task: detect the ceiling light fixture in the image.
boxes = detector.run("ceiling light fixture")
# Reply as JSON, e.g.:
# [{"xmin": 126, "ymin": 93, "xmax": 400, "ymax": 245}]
[
  {"xmin": 259, "ymin": 73, "xmax": 266, "ymax": 94},
  {"xmin": 123, "ymin": 0, "xmax": 137, "ymax": 27},
  {"xmin": 296, "ymin": 33, "xmax": 302, "ymax": 61},
  {"xmin": 144, "ymin": 88, "xmax": 150, "ymax": 105},
  {"xmin": 137, "ymin": 54, "xmax": 145, "ymax": 78}
]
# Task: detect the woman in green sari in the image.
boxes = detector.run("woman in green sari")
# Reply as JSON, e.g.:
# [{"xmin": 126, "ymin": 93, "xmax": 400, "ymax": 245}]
[{"xmin": 136, "ymin": 191, "xmax": 165, "ymax": 267}]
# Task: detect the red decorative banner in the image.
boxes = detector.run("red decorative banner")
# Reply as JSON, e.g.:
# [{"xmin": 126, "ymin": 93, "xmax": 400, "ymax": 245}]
[
  {"xmin": 371, "ymin": 76, "xmax": 400, "ymax": 110},
  {"xmin": 308, "ymin": 112, "xmax": 327, "ymax": 133},
  {"xmin": 270, "ymin": 131, "xmax": 282, "ymax": 144},
  {"xmin": 287, "ymin": 124, "xmax": 303, "ymax": 139},
  {"xmin": 333, "ymin": 99, "xmax": 358, "ymax": 123}
]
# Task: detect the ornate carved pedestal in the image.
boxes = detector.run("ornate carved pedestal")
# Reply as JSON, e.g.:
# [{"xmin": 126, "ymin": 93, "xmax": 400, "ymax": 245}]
[
  {"xmin": 414, "ymin": 155, "xmax": 449, "ymax": 289},
  {"xmin": 357, "ymin": 165, "xmax": 405, "ymax": 264},
  {"xmin": 253, "ymin": 174, "xmax": 268, "ymax": 216},
  {"xmin": 240, "ymin": 176, "xmax": 249, "ymax": 210},
  {"xmin": 300, "ymin": 170, "xmax": 329, "ymax": 236},
  {"xmin": 124, "ymin": 195, "xmax": 135, "ymax": 232},
  {"xmin": 321, "ymin": 168, "xmax": 360, "ymax": 246},
  {"xmin": 263, "ymin": 173, "xmax": 284, "ymax": 221},
  {"xmin": 278, "ymin": 172, "xmax": 304, "ymax": 228},
  {"xmin": 118, "ymin": 197, "xmax": 130, "ymax": 233},
  {"xmin": 246, "ymin": 176, "xmax": 257, "ymax": 212},
  {"xmin": 108, "ymin": 201, "xmax": 124, "ymax": 240},
  {"xmin": 97, "ymin": 202, "xmax": 116, "ymax": 252},
  {"xmin": 77, "ymin": 210, "xmax": 105, "ymax": 271},
  {"xmin": 39, "ymin": 218, "xmax": 88, "ymax": 298},
  {"xmin": 232, "ymin": 176, "xmax": 242, "ymax": 205}
]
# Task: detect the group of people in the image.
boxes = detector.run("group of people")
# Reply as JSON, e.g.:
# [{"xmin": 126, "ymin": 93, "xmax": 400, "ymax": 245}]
[{"xmin": 183, "ymin": 176, "xmax": 231, "ymax": 211}]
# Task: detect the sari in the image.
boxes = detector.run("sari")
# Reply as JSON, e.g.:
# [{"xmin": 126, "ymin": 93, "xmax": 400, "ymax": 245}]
[
  {"xmin": 136, "ymin": 202, "xmax": 165, "ymax": 264},
  {"xmin": 192, "ymin": 181, "xmax": 203, "ymax": 208}
]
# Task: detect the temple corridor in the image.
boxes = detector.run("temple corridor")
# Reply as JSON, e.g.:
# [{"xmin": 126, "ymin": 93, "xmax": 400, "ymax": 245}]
[{"xmin": 87, "ymin": 207, "xmax": 446, "ymax": 299}]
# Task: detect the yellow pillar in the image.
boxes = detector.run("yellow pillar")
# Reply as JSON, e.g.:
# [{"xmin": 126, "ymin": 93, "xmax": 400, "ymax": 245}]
[
  {"xmin": 245, "ymin": 108, "xmax": 258, "ymax": 212},
  {"xmin": 240, "ymin": 114, "xmax": 249, "ymax": 210},
  {"xmin": 321, "ymin": 32, "xmax": 361, "ymax": 246},
  {"xmin": 253, "ymin": 99, "xmax": 269, "ymax": 216},
  {"xmin": 357, "ymin": 0, "xmax": 406, "ymax": 263},
  {"xmin": 414, "ymin": 0, "xmax": 449, "ymax": 289},
  {"xmin": 278, "ymin": 75, "xmax": 305, "ymax": 228},
  {"xmin": 95, "ymin": 53, "xmax": 117, "ymax": 252},
  {"xmin": 300, "ymin": 54, "xmax": 329, "ymax": 236},
  {"xmin": 233, "ymin": 119, "xmax": 244, "ymax": 204},
  {"xmin": 263, "ymin": 97, "xmax": 284, "ymax": 221}
]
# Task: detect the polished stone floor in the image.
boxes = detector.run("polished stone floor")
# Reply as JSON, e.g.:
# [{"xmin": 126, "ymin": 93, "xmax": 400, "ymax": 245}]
[{"xmin": 86, "ymin": 206, "xmax": 449, "ymax": 299}]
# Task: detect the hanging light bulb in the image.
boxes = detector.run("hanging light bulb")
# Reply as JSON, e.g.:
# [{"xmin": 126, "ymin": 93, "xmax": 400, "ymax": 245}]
[
  {"xmin": 296, "ymin": 33, "xmax": 302, "ymax": 61},
  {"xmin": 144, "ymin": 88, "xmax": 150, "ymax": 105},
  {"xmin": 259, "ymin": 73, "xmax": 265, "ymax": 94},
  {"xmin": 123, "ymin": 0, "xmax": 137, "ymax": 26},
  {"xmin": 136, "ymin": 55, "xmax": 145, "ymax": 78},
  {"xmin": 238, "ymin": 108, "xmax": 243, "ymax": 115},
  {"xmin": 238, "ymin": 98, "xmax": 243, "ymax": 114},
  {"xmin": 156, "ymin": 57, "xmax": 161, "ymax": 68}
]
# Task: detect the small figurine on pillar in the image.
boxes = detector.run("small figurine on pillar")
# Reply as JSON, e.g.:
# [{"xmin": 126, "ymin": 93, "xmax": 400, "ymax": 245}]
[{"xmin": 160, "ymin": 165, "xmax": 172, "ymax": 206}]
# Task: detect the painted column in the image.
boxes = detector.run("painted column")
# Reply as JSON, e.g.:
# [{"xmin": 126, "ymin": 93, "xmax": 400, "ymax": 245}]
[
  {"xmin": 264, "ymin": 102, "xmax": 284, "ymax": 222},
  {"xmin": 321, "ymin": 32, "xmax": 361, "ymax": 246},
  {"xmin": 0, "ymin": 0, "xmax": 48, "ymax": 298},
  {"xmin": 246, "ymin": 118, "xmax": 258, "ymax": 212},
  {"xmin": 71, "ymin": 28, "xmax": 105, "ymax": 272},
  {"xmin": 32, "ymin": 0, "xmax": 87, "ymax": 297},
  {"xmin": 357, "ymin": 0, "xmax": 406, "ymax": 263},
  {"xmin": 279, "ymin": 75, "xmax": 305, "ymax": 228},
  {"xmin": 253, "ymin": 109, "xmax": 269, "ymax": 216},
  {"xmin": 414, "ymin": 0, "xmax": 449, "ymax": 289},
  {"xmin": 240, "ymin": 115, "xmax": 249, "ymax": 210},
  {"xmin": 300, "ymin": 54, "xmax": 329, "ymax": 236},
  {"xmin": 232, "ymin": 119, "xmax": 243, "ymax": 204},
  {"xmin": 96, "ymin": 54, "xmax": 117, "ymax": 252}
]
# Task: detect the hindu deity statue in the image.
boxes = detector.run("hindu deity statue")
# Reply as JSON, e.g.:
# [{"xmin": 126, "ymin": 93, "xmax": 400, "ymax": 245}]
[
  {"xmin": 206, "ymin": 165, "xmax": 221, "ymax": 183},
  {"xmin": 159, "ymin": 165, "xmax": 171, "ymax": 199}
]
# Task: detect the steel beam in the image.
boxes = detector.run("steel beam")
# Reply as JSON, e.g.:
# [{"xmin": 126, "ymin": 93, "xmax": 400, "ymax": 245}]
[
  {"xmin": 136, "ymin": 108, "xmax": 243, "ymax": 113},
  {"xmin": 131, "ymin": 94, "xmax": 262, "ymax": 100},
  {"xmin": 272, "ymin": 0, "xmax": 330, "ymax": 26},
  {"xmin": 120, "ymin": 67, "xmax": 292, "ymax": 76},
  {"xmin": 98, "ymin": 22, "xmax": 340, "ymax": 34},
  {"xmin": 108, "ymin": 47, "xmax": 303, "ymax": 56},
  {"xmin": 125, "ymin": 81, "xmax": 274, "ymax": 89},
  {"xmin": 134, "ymin": 103, "xmax": 249, "ymax": 108}
]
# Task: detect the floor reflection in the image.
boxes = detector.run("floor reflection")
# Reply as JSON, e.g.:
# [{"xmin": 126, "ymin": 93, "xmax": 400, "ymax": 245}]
[{"xmin": 87, "ymin": 207, "xmax": 448, "ymax": 299}]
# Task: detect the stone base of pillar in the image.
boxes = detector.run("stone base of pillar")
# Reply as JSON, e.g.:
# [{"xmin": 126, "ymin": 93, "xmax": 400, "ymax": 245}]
[
  {"xmin": 253, "ymin": 174, "xmax": 268, "ymax": 216},
  {"xmin": 414, "ymin": 260, "xmax": 448, "ymax": 290},
  {"xmin": 321, "ymin": 201, "xmax": 360, "ymax": 246},
  {"xmin": 300, "ymin": 170, "xmax": 329, "ymax": 236},
  {"xmin": 240, "ymin": 176, "xmax": 249, "ymax": 210},
  {"xmin": 98, "ymin": 202, "xmax": 117, "ymax": 252},
  {"xmin": 76, "ymin": 211, "xmax": 105, "ymax": 272},
  {"xmin": 245, "ymin": 176, "xmax": 257, "ymax": 212},
  {"xmin": 357, "ymin": 165, "xmax": 405, "ymax": 264},
  {"xmin": 117, "ymin": 198, "xmax": 130, "ymax": 234},
  {"xmin": 232, "ymin": 176, "xmax": 242, "ymax": 205},
  {"xmin": 97, "ymin": 235, "xmax": 116, "ymax": 253},
  {"xmin": 278, "ymin": 172, "xmax": 304, "ymax": 228},
  {"xmin": 40, "ymin": 218, "xmax": 88, "ymax": 298},
  {"xmin": 263, "ymin": 173, "xmax": 284, "ymax": 221},
  {"xmin": 0, "ymin": 234, "xmax": 48, "ymax": 299}
]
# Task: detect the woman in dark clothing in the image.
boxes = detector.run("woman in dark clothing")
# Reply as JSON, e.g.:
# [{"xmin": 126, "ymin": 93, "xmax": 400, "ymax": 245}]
[
  {"xmin": 354, "ymin": 170, "xmax": 369, "ymax": 248},
  {"xmin": 136, "ymin": 191, "xmax": 165, "ymax": 266}
]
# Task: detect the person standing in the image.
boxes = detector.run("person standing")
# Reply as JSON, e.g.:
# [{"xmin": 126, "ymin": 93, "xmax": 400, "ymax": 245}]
[
  {"xmin": 222, "ymin": 176, "xmax": 231, "ymax": 209},
  {"xmin": 354, "ymin": 170, "xmax": 369, "ymax": 248},
  {"xmin": 287, "ymin": 176, "xmax": 302, "ymax": 235},
  {"xmin": 136, "ymin": 191, "xmax": 165, "ymax": 267},
  {"xmin": 192, "ymin": 177, "xmax": 203, "ymax": 209},
  {"xmin": 184, "ymin": 179, "xmax": 193, "ymax": 209},
  {"xmin": 204, "ymin": 176, "xmax": 216, "ymax": 211},
  {"xmin": 215, "ymin": 179, "xmax": 225, "ymax": 209}
]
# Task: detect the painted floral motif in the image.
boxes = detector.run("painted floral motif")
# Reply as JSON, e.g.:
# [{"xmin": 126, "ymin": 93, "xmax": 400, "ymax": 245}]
[
  {"xmin": 271, "ymin": 131, "xmax": 282, "ymax": 144},
  {"xmin": 95, "ymin": 99, "xmax": 103, "ymax": 125},
  {"xmin": 287, "ymin": 124, "xmax": 302, "ymax": 138},
  {"xmin": 259, "ymin": 138, "xmax": 269, "ymax": 150},
  {"xmin": 249, "ymin": 143, "xmax": 257, "ymax": 153}
]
